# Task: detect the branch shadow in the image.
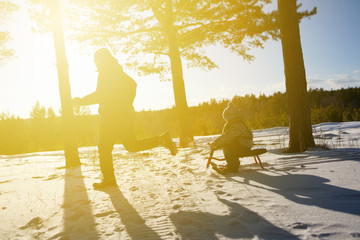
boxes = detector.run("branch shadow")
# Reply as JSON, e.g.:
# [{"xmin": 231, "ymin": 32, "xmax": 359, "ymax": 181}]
[
  {"xmin": 61, "ymin": 166, "xmax": 99, "ymax": 239},
  {"xmin": 270, "ymin": 148, "xmax": 360, "ymax": 167},
  {"xmin": 103, "ymin": 187, "xmax": 162, "ymax": 240},
  {"xmin": 170, "ymin": 197, "xmax": 298, "ymax": 240},
  {"xmin": 241, "ymin": 171, "xmax": 360, "ymax": 216}
]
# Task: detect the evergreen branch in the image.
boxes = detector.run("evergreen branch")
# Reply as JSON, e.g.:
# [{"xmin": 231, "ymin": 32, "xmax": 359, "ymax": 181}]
[
  {"xmin": 152, "ymin": 51, "xmax": 168, "ymax": 56},
  {"xmin": 173, "ymin": 0, "xmax": 192, "ymax": 19},
  {"xmin": 145, "ymin": 0, "xmax": 166, "ymax": 27},
  {"xmin": 173, "ymin": 0, "xmax": 202, "ymax": 21},
  {"xmin": 175, "ymin": 19, "xmax": 237, "ymax": 32},
  {"xmin": 65, "ymin": 25, "xmax": 162, "ymax": 38}
]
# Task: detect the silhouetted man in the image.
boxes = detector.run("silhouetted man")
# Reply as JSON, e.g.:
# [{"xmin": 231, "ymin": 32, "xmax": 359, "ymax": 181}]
[{"xmin": 73, "ymin": 48, "xmax": 177, "ymax": 189}]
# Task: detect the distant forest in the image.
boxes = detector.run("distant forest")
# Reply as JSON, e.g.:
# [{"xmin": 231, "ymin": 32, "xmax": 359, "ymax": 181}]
[{"xmin": 1, "ymin": 87, "xmax": 360, "ymax": 154}]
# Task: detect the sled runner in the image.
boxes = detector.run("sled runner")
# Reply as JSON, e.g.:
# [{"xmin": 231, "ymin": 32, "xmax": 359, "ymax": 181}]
[{"xmin": 206, "ymin": 147, "xmax": 267, "ymax": 170}]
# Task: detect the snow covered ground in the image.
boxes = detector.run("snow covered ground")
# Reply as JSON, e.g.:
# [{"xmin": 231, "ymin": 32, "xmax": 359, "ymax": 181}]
[{"xmin": 0, "ymin": 122, "xmax": 359, "ymax": 239}]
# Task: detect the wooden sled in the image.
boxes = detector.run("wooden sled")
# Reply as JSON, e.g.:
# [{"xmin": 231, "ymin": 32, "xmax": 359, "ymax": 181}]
[{"xmin": 206, "ymin": 148, "xmax": 267, "ymax": 169}]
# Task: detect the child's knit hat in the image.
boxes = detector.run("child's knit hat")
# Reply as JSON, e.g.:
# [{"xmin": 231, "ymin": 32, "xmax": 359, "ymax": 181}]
[{"xmin": 222, "ymin": 102, "xmax": 247, "ymax": 122}]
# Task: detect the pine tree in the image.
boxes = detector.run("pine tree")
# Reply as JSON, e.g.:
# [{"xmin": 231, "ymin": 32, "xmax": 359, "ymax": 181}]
[
  {"xmin": 0, "ymin": 1, "xmax": 18, "ymax": 65},
  {"xmin": 277, "ymin": 0, "xmax": 316, "ymax": 152},
  {"xmin": 50, "ymin": 0, "xmax": 80, "ymax": 167},
  {"xmin": 30, "ymin": 101, "xmax": 47, "ymax": 119},
  {"xmin": 63, "ymin": 0, "xmax": 274, "ymax": 146},
  {"xmin": 29, "ymin": 0, "xmax": 80, "ymax": 166}
]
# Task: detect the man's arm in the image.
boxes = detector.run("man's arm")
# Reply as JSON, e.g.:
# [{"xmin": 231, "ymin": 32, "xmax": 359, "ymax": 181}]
[{"xmin": 73, "ymin": 91, "xmax": 99, "ymax": 106}]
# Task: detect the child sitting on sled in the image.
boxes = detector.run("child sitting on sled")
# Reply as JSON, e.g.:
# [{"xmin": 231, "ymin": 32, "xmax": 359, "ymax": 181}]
[{"xmin": 209, "ymin": 102, "xmax": 253, "ymax": 173}]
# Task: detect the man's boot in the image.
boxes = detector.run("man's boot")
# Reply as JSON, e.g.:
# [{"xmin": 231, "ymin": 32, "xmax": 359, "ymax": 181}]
[
  {"xmin": 160, "ymin": 132, "xmax": 178, "ymax": 156},
  {"xmin": 93, "ymin": 177, "xmax": 117, "ymax": 189}
]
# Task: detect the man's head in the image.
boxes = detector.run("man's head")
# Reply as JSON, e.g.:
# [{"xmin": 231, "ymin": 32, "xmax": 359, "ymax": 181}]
[{"xmin": 94, "ymin": 48, "xmax": 116, "ymax": 71}]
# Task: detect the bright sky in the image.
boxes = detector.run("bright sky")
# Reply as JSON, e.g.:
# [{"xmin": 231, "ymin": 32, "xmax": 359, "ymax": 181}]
[{"xmin": 1, "ymin": 0, "xmax": 360, "ymax": 118}]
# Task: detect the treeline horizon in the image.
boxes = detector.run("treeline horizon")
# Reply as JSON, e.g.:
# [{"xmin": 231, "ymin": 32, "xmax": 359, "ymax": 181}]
[{"xmin": 1, "ymin": 87, "xmax": 360, "ymax": 155}]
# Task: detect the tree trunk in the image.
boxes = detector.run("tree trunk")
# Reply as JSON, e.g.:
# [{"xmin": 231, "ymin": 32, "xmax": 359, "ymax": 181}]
[
  {"xmin": 168, "ymin": 34, "xmax": 194, "ymax": 147},
  {"xmin": 165, "ymin": 0, "xmax": 194, "ymax": 147},
  {"xmin": 50, "ymin": 0, "xmax": 80, "ymax": 166},
  {"xmin": 277, "ymin": 0, "xmax": 315, "ymax": 152}
]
